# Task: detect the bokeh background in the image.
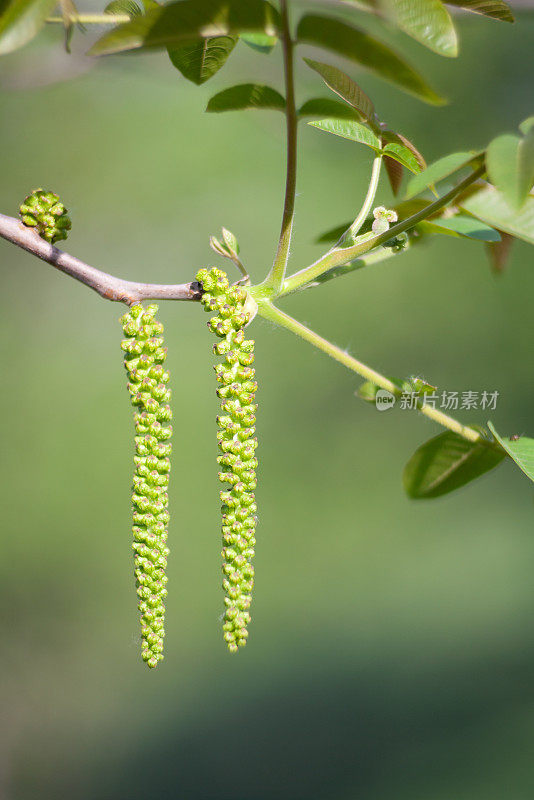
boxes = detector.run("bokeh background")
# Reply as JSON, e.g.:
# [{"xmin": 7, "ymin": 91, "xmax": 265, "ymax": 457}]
[{"xmin": 1, "ymin": 5, "xmax": 534, "ymax": 798}]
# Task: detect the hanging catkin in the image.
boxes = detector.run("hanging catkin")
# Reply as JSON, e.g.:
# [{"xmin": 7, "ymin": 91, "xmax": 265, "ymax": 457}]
[
  {"xmin": 197, "ymin": 268, "xmax": 258, "ymax": 652},
  {"xmin": 120, "ymin": 303, "xmax": 172, "ymax": 668}
]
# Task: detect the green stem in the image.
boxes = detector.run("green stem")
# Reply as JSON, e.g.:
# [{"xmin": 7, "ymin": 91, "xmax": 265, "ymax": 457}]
[
  {"xmin": 263, "ymin": 0, "xmax": 298, "ymax": 294},
  {"xmin": 345, "ymin": 154, "xmax": 382, "ymax": 241},
  {"xmin": 46, "ymin": 13, "xmax": 131, "ymax": 23},
  {"xmin": 278, "ymin": 240, "xmax": 409, "ymax": 296},
  {"xmin": 281, "ymin": 164, "xmax": 486, "ymax": 296},
  {"xmin": 257, "ymin": 301, "xmax": 482, "ymax": 443}
]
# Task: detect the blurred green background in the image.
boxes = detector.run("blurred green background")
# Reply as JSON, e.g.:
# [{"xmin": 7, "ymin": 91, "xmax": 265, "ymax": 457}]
[{"xmin": 1, "ymin": 6, "xmax": 534, "ymax": 798}]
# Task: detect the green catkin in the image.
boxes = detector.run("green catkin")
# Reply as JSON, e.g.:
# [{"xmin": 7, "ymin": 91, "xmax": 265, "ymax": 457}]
[
  {"xmin": 19, "ymin": 189, "xmax": 72, "ymax": 244},
  {"xmin": 120, "ymin": 303, "xmax": 172, "ymax": 669},
  {"xmin": 197, "ymin": 267, "xmax": 258, "ymax": 653}
]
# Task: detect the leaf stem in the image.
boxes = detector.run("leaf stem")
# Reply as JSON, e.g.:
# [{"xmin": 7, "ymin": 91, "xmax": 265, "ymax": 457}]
[
  {"xmin": 257, "ymin": 301, "xmax": 482, "ymax": 443},
  {"xmin": 281, "ymin": 164, "xmax": 486, "ymax": 296},
  {"xmin": 46, "ymin": 14, "xmax": 131, "ymax": 23},
  {"xmin": 263, "ymin": 0, "xmax": 298, "ymax": 294},
  {"xmin": 345, "ymin": 154, "xmax": 382, "ymax": 241}
]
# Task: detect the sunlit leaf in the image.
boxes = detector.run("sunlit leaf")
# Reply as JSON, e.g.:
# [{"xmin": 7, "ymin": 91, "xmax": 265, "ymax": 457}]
[
  {"xmin": 404, "ymin": 431, "xmax": 505, "ymax": 499},
  {"xmin": 404, "ymin": 151, "xmax": 479, "ymax": 198},
  {"xmin": 488, "ymin": 423, "xmax": 534, "ymax": 484},
  {"xmin": 486, "ymin": 132, "xmax": 534, "ymax": 211},
  {"xmin": 206, "ymin": 83, "xmax": 285, "ymax": 112},
  {"xmin": 296, "ymin": 14, "xmax": 445, "ymax": 105},
  {"xmin": 445, "ymin": 0, "xmax": 513, "ymax": 22},
  {"xmin": 459, "ymin": 183, "xmax": 534, "ymax": 244},
  {"xmin": 240, "ymin": 31, "xmax": 276, "ymax": 52},
  {"xmin": 298, "ymin": 98, "xmax": 361, "ymax": 120},
  {"xmin": 105, "ymin": 0, "xmax": 142, "ymax": 16},
  {"xmin": 383, "ymin": 142, "xmax": 423, "ymax": 173},
  {"xmin": 89, "ymin": 0, "xmax": 280, "ymax": 55},
  {"xmin": 417, "ymin": 215, "xmax": 501, "ymax": 241},
  {"xmin": 382, "ymin": 129, "xmax": 426, "ymax": 168},
  {"xmin": 382, "ymin": 0, "xmax": 458, "ymax": 57},
  {"xmin": 308, "ymin": 118, "xmax": 381, "ymax": 150},
  {"xmin": 0, "ymin": 0, "xmax": 57, "ymax": 54},
  {"xmin": 168, "ymin": 35, "xmax": 237, "ymax": 84},
  {"xmin": 303, "ymin": 58, "xmax": 378, "ymax": 126}
]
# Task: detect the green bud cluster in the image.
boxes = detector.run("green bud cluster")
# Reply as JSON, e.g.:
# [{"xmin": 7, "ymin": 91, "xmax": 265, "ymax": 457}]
[
  {"xmin": 197, "ymin": 267, "xmax": 258, "ymax": 653},
  {"xmin": 120, "ymin": 304, "xmax": 172, "ymax": 669},
  {"xmin": 19, "ymin": 189, "xmax": 72, "ymax": 244}
]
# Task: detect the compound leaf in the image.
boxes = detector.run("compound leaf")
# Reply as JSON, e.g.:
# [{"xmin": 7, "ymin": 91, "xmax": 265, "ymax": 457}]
[
  {"xmin": 168, "ymin": 35, "xmax": 237, "ymax": 84},
  {"xmin": 459, "ymin": 183, "xmax": 534, "ymax": 244},
  {"xmin": 404, "ymin": 431, "xmax": 505, "ymax": 499},
  {"xmin": 206, "ymin": 82, "xmax": 285, "ymax": 112},
  {"xmin": 382, "ymin": 0, "xmax": 458, "ymax": 57},
  {"xmin": 89, "ymin": 0, "xmax": 280, "ymax": 55},
  {"xmin": 240, "ymin": 31, "xmax": 276, "ymax": 52},
  {"xmin": 0, "ymin": 0, "xmax": 57, "ymax": 54},
  {"xmin": 296, "ymin": 14, "xmax": 445, "ymax": 105},
  {"xmin": 405, "ymin": 151, "xmax": 478, "ymax": 198},
  {"xmin": 308, "ymin": 118, "xmax": 381, "ymax": 150},
  {"xmin": 303, "ymin": 57, "xmax": 377, "ymax": 125},
  {"xmin": 445, "ymin": 0, "xmax": 513, "ymax": 22},
  {"xmin": 487, "ymin": 422, "xmax": 534, "ymax": 484},
  {"xmin": 298, "ymin": 98, "xmax": 361, "ymax": 120},
  {"xmin": 486, "ymin": 132, "xmax": 534, "ymax": 211},
  {"xmin": 417, "ymin": 215, "xmax": 501, "ymax": 240}
]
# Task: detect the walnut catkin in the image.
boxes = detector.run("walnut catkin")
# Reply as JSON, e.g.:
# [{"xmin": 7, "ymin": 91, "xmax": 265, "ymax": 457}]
[
  {"xmin": 120, "ymin": 303, "xmax": 172, "ymax": 668},
  {"xmin": 197, "ymin": 268, "xmax": 258, "ymax": 652}
]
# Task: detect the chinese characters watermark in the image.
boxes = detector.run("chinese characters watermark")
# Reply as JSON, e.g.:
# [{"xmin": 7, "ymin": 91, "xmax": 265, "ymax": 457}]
[{"xmin": 375, "ymin": 389, "xmax": 499, "ymax": 412}]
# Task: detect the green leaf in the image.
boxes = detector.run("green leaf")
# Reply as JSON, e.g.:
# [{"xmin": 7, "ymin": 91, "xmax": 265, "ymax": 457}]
[
  {"xmin": 381, "ymin": 0, "xmax": 458, "ymax": 57},
  {"xmin": 89, "ymin": 0, "xmax": 280, "ymax": 56},
  {"xmin": 168, "ymin": 35, "xmax": 237, "ymax": 84},
  {"xmin": 487, "ymin": 422, "xmax": 534, "ymax": 484},
  {"xmin": 459, "ymin": 183, "xmax": 534, "ymax": 245},
  {"xmin": 383, "ymin": 142, "xmax": 423, "ymax": 173},
  {"xmin": 240, "ymin": 31, "xmax": 276, "ymax": 53},
  {"xmin": 403, "ymin": 431, "xmax": 505, "ymax": 499},
  {"xmin": 308, "ymin": 118, "xmax": 381, "ymax": 150},
  {"xmin": 486, "ymin": 133, "xmax": 534, "ymax": 211},
  {"xmin": 105, "ymin": 0, "xmax": 142, "ymax": 16},
  {"xmin": 206, "ymin": 83, "xmax": 285, "ymax": 112},
  {"xmin": 296, "ymin": 14, "xmax": 445, "ymax": 105},
  {"xmin": 445, "ymin": 0, "xmax": 514, "ymax": 22},
  {"xmin": 519, "ymin": 116, "xmax": 534, "ymax": 137},
  {"xmin": 0, "ymin": 0, "xmax": 57, "ymax": 54},
  {"xmin": 298, "ymin": 98, "xmax": 361, "ymax": 120},
  {"xmin": 302, "ymin": 57, "xmax": 377, "ymax": 126},
  {"xmin": 405, "ymin": 151, "xmax": 478, "ymax": 198},
  {"xmin": 417, "ymin": 215, "xmax": 501, "ymax": 241},
  {"xmin": 382, "ymin": 129, "xmax": 426, "ymax": 169}
]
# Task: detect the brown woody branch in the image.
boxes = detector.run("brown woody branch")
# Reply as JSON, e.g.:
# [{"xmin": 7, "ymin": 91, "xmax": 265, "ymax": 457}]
[{"xmin": 0, "ymin": 213, "xmax": 202, "ymax": 305}]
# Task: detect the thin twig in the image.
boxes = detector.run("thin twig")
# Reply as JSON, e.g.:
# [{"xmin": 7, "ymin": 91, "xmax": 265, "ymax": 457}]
[
  {"xmin": 0, "ymin": 213, "xmax": 201, "ymax": 305},
  {"xmin": 264, "ymin": 0, "xmax": 298, "ymax": 293},
  {"xmin": 283, "ymin": 166, "xmax": 487, "ymax": 295}
]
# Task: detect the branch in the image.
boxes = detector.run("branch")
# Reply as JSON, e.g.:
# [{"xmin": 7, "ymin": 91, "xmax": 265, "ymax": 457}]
[
  {"xmin": 0, "ymin": 213, "xmax": 201, "ymax": 305},
  {"xmin": 258, "ymin": 301, "xmax": 482, "ymax": 443},
  {"xmin": 263, "ymin": 0, "xmax": 298, "ymax": 293},
  {"xmin": 282, "ymin": 165, "xmax": 487, "ymax": 295}
]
